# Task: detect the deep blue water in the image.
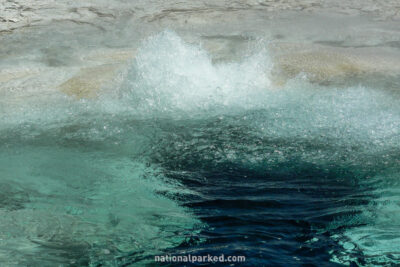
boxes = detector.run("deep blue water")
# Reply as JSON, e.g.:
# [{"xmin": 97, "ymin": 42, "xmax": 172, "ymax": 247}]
[{"xmin": 135, "ymin": 115, "xmax": 395, "ymax": 266}]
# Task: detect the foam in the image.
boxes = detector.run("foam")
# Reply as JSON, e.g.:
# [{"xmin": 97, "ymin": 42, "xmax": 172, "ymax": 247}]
[{"xmin": 116, "ymin": 30, "xmax": 272, "ymax": 117}]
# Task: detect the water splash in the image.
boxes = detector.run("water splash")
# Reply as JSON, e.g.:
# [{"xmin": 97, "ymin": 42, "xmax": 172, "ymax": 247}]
[{"xmin": 116, "ymin": 30, "xmax": 272, "ymax": 117}]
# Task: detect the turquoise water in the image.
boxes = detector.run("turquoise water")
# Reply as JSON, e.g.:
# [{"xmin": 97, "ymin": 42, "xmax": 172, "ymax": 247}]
[
  {"xmin": 1, "ymin": 31, "xmax": 400, "ymax": 266},
  {"xmin": 0, "ymin": 127, "xmax": 201, "ymax": 265}
]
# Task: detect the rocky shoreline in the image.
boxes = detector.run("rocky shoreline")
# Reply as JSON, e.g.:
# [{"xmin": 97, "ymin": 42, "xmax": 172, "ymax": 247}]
[{"xmin": 1, "ymin": 0, "xmax": 400, "ymax": 34}]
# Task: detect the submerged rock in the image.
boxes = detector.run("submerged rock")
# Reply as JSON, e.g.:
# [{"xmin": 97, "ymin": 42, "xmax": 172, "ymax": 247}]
[
  {"xmin": 0, "ymin": 70, "xmax": 37, "ymax": 83},
  {"xmin": 269, "ymin": 43, "xmax": 400, "ymax": 86},
  {"xmin": 58, "ymin": 49, "xmax": 134, "ymax": 99},
  {"xmin": 59, "ymin": 64, "xmax": 121, "ymax": 99}
]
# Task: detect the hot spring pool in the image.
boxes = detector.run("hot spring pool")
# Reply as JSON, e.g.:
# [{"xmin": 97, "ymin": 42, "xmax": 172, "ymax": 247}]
[{"xmin": 1, "ymin": 3, "xmax": 400, "ymax": 266}]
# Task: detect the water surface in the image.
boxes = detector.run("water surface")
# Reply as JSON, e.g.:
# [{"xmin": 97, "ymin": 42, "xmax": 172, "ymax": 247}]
[{"xmin": 1, "ymin": 6, "xmax": 400, "ymax": 266}]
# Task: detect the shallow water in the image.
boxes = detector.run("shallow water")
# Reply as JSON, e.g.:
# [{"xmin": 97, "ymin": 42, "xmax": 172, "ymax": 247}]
[{"xmin": 1, "ymin": 4, "xmax": 400, "ymax": 266}]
